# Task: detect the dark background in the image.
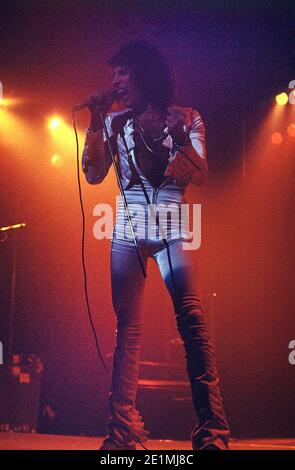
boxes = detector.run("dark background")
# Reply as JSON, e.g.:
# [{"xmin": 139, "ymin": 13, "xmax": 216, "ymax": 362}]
[{"xmin": 0, "ymin": 0, "xmax": 294, "ymax": 438}]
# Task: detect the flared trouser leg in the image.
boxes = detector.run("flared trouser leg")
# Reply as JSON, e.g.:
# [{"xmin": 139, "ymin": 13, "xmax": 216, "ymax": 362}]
[
  {"xmin": 105, "ymin": 240, "xmax": 149, "ymax": 445},
  {"xmin": 154, "ymin": 240, "xmax": 230, "ymax": 449}
]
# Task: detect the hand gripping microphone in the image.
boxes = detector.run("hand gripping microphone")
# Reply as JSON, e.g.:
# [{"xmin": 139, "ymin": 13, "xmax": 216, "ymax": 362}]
[{"xmin": 73, "ymin": 89, "xmax": 119, "ymax": 112}]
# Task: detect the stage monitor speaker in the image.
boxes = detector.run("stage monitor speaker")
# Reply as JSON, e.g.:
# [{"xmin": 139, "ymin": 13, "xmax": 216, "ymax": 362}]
[{"xmin": 0, "ymin": 355, "xmax": 43, "ymax": 433}]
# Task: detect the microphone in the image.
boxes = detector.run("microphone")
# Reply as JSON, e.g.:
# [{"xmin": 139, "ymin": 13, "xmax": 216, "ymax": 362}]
[{"xmin": 73, "ymin": 89, "xmax": 119, "ymax": 112}]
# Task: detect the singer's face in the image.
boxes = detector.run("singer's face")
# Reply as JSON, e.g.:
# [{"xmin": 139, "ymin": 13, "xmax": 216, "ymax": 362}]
[{"xmin": 112, "ymin": 66, "xmax": 145, "ymax": 109}]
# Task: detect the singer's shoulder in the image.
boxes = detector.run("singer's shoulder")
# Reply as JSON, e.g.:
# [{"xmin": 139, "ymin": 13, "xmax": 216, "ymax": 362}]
[
  {"xmin": 170, "ymin": 104, "xmax": 202, "ymax": 117},
  {"xmin": 170, "ymin": 105, "xmax": 205, "ymax": 130}
]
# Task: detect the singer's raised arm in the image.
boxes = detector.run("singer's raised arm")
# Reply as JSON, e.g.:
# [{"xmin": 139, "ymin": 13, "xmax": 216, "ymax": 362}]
[
  {"xmin": 164, "ymin": 108, "xmax": 208, "ymax": 186},
  {"xmin": 82, "ymin": 114, "xmax": 115, "ymax": 184}
]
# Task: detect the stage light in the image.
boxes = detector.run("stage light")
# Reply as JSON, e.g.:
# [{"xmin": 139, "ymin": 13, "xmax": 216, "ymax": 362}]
[
  {"xmin": 287, "ymin": 123, "xmax": 295, "ymax": 138},
  {"xmin": 0, "ymin": 83, "xmax": 25, "ymax": 108},
  {"xmin": 47, "ymin": 115, "xmax": 84, "ymax": 156},
  {"xmin": 271, "ymin": 132, "xmax": 283, "ymax": 145},
  {"xmin": 0, "ymin": 81, "xmax": 3, "ymax": 107},
  {"xmin": 48, "ymin": 116, "xmax": 63, "ymax": 130},
  {"xmin": 0, "ymin": 97, "xmax": 23, "ymax": 108},
  {"xmin": 275, "ymin": 92, "xmax": 288, "ymax": 106},
  {"xmin": 51, "ymin": 154, "xmax": 63, "ymax": 167}
]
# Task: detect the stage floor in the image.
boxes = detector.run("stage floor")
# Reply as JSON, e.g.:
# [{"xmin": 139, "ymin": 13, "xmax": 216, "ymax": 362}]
[{"xmin": 0, "ymin": 433, "xmax": 295, "ymax": 450}]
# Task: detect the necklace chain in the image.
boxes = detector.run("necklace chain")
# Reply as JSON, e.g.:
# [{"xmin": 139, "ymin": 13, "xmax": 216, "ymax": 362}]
[{"xmin": 134, "ymin": 117, "xmax": 166, "ymax": 155}]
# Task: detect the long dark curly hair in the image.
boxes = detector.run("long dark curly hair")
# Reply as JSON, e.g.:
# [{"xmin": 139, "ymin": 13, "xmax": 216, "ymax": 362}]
[{"xmin": 109, "ymin": 40, "xmax": 174, "ymax": 110}]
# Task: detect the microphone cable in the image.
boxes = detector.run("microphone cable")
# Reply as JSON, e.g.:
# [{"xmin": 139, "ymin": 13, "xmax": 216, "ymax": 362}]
[{"xmin": 72, "ymin": 109, "xmax": 109, "ymax": 377}]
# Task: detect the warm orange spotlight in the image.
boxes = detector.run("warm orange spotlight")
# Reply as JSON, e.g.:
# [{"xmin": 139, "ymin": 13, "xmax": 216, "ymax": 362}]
[
  {"xmin": 0, "ymin": 81, "xmax": 3, "ymax": 107},
  {"xmin": 0, "ymin": 97, "xmax": 24, "ymax": 108},
  {"xmin": 271, "ymin": 132, "xmax": 283, "ymax": 145},
  {"xmin": 287, "ymin": 123, "xmax": 295, "ymax": 138},
  {"xmin": 0, "ymin": 84, "xmax": 25, "ymax": 108},
  {"xmin": 275, "ymin": 92, "xmax": 288, "ymax": 106},
  {"xmin": 51, "ymin": 154, "xmax": 63, "ymax": 167},
  {"xmin": 48, "ymin": 116, "xmax": 63, "ymax": 130}
]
